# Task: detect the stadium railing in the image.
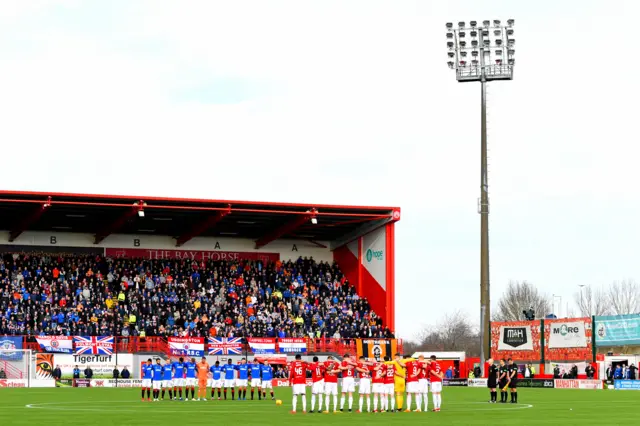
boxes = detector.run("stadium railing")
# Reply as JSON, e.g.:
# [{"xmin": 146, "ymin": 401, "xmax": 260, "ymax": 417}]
[{"xmin": 15, "ymin": 336, "xmax": 403, "ymax": 356}]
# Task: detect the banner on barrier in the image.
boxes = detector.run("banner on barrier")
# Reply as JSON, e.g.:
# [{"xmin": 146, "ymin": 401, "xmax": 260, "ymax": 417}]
[
  {"xmin": 278, "ymin": 338, "xmax": 307, "ymax": 353},
  {"xmin": 75, "ymin": 379, "xmax": 91, "ymax": 388},
  {"xmin": 168, "ymin": 337, "xmax": 205, "ymax": 357},
  {"xmin": 614, "ymin": 380, "xmax": 640, "ymax": 390},
  {"xmin": 468, "ymin": 378, "xmax": 488, "ymax": 387},
  {"xmin": 356, "ymin": 339, "xmax": 397, "ymax": 361},
  {"xmin": 36, "ymin": 336, "xmax": 74, "ymax": 354},
  {"xmin": 554, "ymin": 379, "xmax": 603, "ymax": 390},
  {"xmin": 248, "ymin": 338, "xmax": 276, "ymax": 354},
  {"xmin": 0, "ymin": 336, "xmax": 23, "ymax": 360}
]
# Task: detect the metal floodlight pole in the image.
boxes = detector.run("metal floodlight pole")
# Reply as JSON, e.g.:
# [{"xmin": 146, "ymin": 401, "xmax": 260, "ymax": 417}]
[{"xmin": 446, "ymin": 19, "xmax": 515, "ymax": 375}]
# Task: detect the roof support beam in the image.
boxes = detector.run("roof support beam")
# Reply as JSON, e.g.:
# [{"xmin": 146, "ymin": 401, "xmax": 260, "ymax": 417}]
[
  {"xmin": 255, "ymin": 209, "xmax": 317, "ymax": 249},
  {"xmin": 8, "ymin": 197, "xmax": 51, "ymax": 242},
  {"xmin": 175, "ymin": 206, "xmax": 231, "ymax": 247},
  {"xmin": 93, "ymin": 202, "xmax": 142, "ymax": 244}
]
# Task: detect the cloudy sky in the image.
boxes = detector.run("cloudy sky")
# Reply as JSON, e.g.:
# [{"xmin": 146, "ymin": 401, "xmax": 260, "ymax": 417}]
[{"xmin": 1, "ymin": 0, "xmax": 639, "ymax": 339}]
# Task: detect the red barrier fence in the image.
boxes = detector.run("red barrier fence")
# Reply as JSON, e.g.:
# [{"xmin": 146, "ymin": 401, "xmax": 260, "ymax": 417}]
[{"xmin": 10, "ymin": 336, "xmax": 402, "ymax": 357}]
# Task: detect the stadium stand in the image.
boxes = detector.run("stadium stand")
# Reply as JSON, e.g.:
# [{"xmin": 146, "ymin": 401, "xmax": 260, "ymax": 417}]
[{"xmin": 0, "ymin": 252, "xmax": 394, "ymax": 340}]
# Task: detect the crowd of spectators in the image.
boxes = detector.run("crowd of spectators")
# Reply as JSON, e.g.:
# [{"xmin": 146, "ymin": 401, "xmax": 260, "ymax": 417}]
[{"xmin": 0, "ymin": 252, "xmax": 394, "ymax": 340}]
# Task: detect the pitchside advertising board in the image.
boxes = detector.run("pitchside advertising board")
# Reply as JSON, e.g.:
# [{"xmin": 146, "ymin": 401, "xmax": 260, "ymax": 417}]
[
  {"xmin": 614, "ymin": 380, "xmax": 640, "ymax": 390},
  {"xmin": 554, "ymin": 379, "xmax": 603, "ymax": 390},
  {"xmin": 36, "ymin": 353, "xmax": 134, "ymax": 379},
  {"xmin": 498, "ymin": 326, "xmax": 534, "ymax": 350},
  {"xmin": 595, "ymin": 314, "xmax": 640, "ymax": 346}
]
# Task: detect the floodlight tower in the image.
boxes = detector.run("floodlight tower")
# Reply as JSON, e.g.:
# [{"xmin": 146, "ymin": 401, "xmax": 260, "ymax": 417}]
[{"xmin": 446, "ymin": 19, "xmax": 515, "ymax": 374}]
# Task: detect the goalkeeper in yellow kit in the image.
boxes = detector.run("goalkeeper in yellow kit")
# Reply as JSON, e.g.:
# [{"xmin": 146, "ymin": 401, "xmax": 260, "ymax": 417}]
[{"xmin": 383, "ymin": 353, "xmax": 415, "ymax": 412}]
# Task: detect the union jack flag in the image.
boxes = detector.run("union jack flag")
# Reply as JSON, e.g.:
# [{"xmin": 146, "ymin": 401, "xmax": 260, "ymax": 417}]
[
  {"xmin": 208, "ymin": 337, "xmax": 242, "ymax": 355},
  {"xmin": 74, "ymin": 336, "xmax": 114, "ymax": 355}
]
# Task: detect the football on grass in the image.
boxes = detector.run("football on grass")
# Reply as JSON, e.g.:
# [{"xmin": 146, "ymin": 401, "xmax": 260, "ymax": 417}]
[{"xmin": 275, "ymin": 400, "xmax": 283, "ymax": 406}]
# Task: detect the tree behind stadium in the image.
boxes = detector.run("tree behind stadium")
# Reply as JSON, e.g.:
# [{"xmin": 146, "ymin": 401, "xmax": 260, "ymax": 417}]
[{"xmin": 494, "ymin": 280, "xmax": 551, "ymax": 321}]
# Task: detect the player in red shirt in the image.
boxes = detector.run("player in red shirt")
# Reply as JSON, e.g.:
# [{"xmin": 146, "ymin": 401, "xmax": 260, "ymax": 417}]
[
  {"xmin": 383, "ymin": 356, "xmax": 396, "ymax": 412},
  {"xmin": 355, "ymin": 356, "xmax": 374, "ymax": 413},
  {"xmin": 371, "ymin": 361, "xmax": 386, "ymax": 413},
  {"xmin": 308, "ymin": 356, "xmax": 325, "ymax": 413},
  {"xmin": 418, "ymin": 355, "xmax": 430, "ymax": 411},
  {"xmin": 429, "ymin": 355, "xmax": 444, "ymax": 412},
  {"xmin": 289, "ymin": 354, "xmax": 308, "ymax": 414},
  {"xmin": 403, "ymin": 358, "xmax": 422, "ymax": 412},
  {"xmin": 338, "ymin": 353, "xmax": 357, "ymax": 412},
  {"xmin": 323, "ymin": 355, "xmax": 340, "ymax": 413}
]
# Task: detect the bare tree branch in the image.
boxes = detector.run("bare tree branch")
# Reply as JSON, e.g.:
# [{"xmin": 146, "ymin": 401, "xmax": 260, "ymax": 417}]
[
  {"xmin": 494, "ymin": 280, "xmax": 552, "ymax": 321},
  {"xmin": 409, "ymin": 311, "xmax": 481, "ymax": 356},
  {"xmin": 608, "ymin": 280, "xmax": 640, "ymax": 315},
  {"xmin": 573, "ymin": 285, "xmax": 610, "ymax": 317}
]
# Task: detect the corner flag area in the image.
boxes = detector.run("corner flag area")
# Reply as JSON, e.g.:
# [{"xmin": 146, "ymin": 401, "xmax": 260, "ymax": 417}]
[{"xmin": 2, "ymin": 387, "xmax": 640, "ymax": 425}]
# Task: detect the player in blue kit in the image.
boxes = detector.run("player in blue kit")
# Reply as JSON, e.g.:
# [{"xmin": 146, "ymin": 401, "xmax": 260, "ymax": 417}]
[
  {"xmin": 172, "ymin": 357, "xmax": 186, "ymax": 400},
  {"xmin": 152, "ymin": 359, "xmax": 164, "ymax": 401},
  {"xmin": 236, "ymin": 358, "xmax": 250, "ymax": 400},
  {"xmin": 162, "ymin": 360, "xmax": 173, "ymax": 400},
  {"xmin": 249, "ymin": 359, "xmax": 263, "ymax": 400},
  {"xmin": 260, "ymin": 361, "xmax": 275, "ymax": 400},
  {"xmin": 185, "ymin": 358, "xmax": 198, "ymax": 401},
  {"xmin": 141, "ymin": 359, "xmax": 153, "ymax": 402},
  {"xmin": 222, "ymin": 359, "xmax": 237, "ymax": 400},
  {"xmin": 210, "ymin": 361, "xmax": 223, "ymax": 400}
]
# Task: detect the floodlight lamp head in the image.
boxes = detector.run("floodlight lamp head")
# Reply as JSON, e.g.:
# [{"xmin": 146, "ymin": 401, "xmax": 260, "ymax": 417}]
[
  {"xmin": 447, "ymin": 41, "xmax": 454, "ymax": 49},
  {"xmin": 494, "ymin": 29, "xmax": 501, "ymax": 36},
  {"xmin": 508, "ymin": 58, "xmax": 515, "ymax": 65},
  {"xmin": 448, "ymin": 51, "xmax": 454, "ymax": 58},
  {"xmin": 483, "ymin": 20, "xmax": 490, "ymax": 28},
  {"xmin": 470, "ymin": 30, "xmax": 477, "ymax": 37},
  {"xmin": 495, "ymin": 49, "xmax": 502, "ymax": 55},
  {"xmin": 459, "ymin": 41, "xmax": 466, "ymax": 48},
  {"xmin": 496, "ymin": 59, "xmax": 502, "ymax": 65},
  {"xmin": 495, "ymin": 39, "xmax": 503, "ymax": 46},
  {"xmin": 459, "ymin": 31, "xmax": 465, "ymax": 38},
  {"xmin": 471, "ymin": 40, "xmax": 478, "ymax": 47},
  {"xmin": 459, "ymin": 60, "xmax": 466, "ymax": 66},
  {"xmin": 446, "ymin": 22, "xmax": 453, "ymax": 29},
  {"xmin": 508, "ymin": 38, "xmax": 515, "ymax": 46},
  {"xmin": 460, "ymin": 51, "xmax": 467, "ymax": 57},
  {"xmin": 507, "ymin": 28, "xmax": 514, "ymax": 36},
  {"xmin": 508, "ymin": 49, "xmax": 515, "ymax": 56},
  {"xmin": 447, "ymin": 61, "xmax": 454, "ymax": 69},
  {"xmin": 507, "ymin": 19, "xmax": 515, "ymax": 27},
  {"xmin": 470, "ymin": 20, "xmax": 477, "ymax": 27},
  {"xmin": 471, "ymin": 50, "xmax": 478, "ymax": 57},
  {"xmin": 493, "ymin": 20, "xmax": 501, "ymax": 27},
  {"xmin": 447, "ymin": 32, "xmax": 453, "ymax": 38},
  {"xmin": 458, "ymin": 21, "xmax": 465, "ymax": 28}
]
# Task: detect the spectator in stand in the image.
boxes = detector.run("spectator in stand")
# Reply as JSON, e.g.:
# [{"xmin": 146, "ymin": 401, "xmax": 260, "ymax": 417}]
[
  {"xmin": 84, "ymin": 366, "xmax": 93, "ymax": 379},
  {"xmin": 445, "ymin": 367, "xmax": 453, "ymax": 379},
  {"xmin": 113, "ymin": 367, "xmax": 120, "ymax": 379},
  {"xmin": 585, "ymin": 363, "xmax": 595, "ymax": 379},
  {"xmin": 553, "ymin": 365, "xmax": 561, "ymax": 379},
  {"xmin": 0, "ymin": 253, "xmax": 393, "ymax": 340},
  {"xmin": 614, "ymin": 364, "xmax": 623, "ymax": 380},
  {"xmin": 73, "ymin": 365, "xmax": 80, "ymax": 379},
  {"xmin": 53, "ymin": 365, "xmax": 62, "ymax": 381},
  {"xmin": 121, "ymin": 366, "xmax": 131, "ymax": 379},
  {"xmin": 629, "ymin": 364, "xmax": 637, "ymax": 380},
  {"xmin": 570, "ymin": 364, "xmax": 578, "ymax": 379}
]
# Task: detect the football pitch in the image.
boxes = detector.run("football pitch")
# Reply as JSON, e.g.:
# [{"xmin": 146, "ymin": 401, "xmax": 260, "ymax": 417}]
[{"xmin": 2, "ymin": 387, "xmax": 639, "ymax": 425}]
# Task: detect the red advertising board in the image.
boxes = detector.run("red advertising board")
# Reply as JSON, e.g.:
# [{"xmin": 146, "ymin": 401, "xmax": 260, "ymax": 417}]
[
  {"xmin": 490, "ymin": 320, "xmax": 542, "ymax": 362},
  {"xmin": 105, "ymin": 248, "xmax": 279, "ymax": 263},
  {"xmin": 543, "ymin": 317, "xmax": 593, "ymax": 362}
]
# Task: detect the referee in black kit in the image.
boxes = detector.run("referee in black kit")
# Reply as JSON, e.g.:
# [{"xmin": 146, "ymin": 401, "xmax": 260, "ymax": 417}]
[
  {"xmin": 498, "ymin": 359, "xmax": 509, "ymax": 403},
  {"xmin": 486, "ymin": 358, "xmax": 499, "ymax": 403},
  {"xmin": 507, "ymin": 358, "xmax": 519, "ymax": 403}
]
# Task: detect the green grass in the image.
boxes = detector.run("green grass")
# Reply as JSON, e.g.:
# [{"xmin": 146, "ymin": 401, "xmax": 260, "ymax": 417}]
[{"xmin": 2, "ymin": 387, "xmax": 640, "ymax": 426}]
